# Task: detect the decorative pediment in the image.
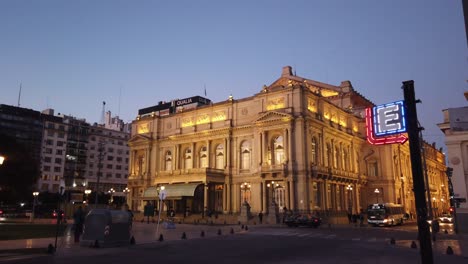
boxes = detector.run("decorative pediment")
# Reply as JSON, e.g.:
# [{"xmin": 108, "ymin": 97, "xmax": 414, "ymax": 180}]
[
  {"xmin": 254, "ymin": 111, "xmax": 292, "ymax": 124},
  {"xmin": 128, "ymin": 134, "xmax": 152, "ymax": 145}
]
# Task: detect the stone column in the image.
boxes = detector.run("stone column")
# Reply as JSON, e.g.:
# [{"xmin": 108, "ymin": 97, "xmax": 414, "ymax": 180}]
[
  {"xmin": 204, "ymin": 183, "xmax": 209, "ymax": 214},
  {"xmin": 262, "ymin": 181, "xmax": 267, "ymax": 213}
]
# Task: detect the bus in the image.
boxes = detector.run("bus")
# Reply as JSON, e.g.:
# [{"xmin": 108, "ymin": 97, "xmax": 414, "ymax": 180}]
[{"xmin": 367, "ymin": 203, "xmax": 405, "ymax": 226}]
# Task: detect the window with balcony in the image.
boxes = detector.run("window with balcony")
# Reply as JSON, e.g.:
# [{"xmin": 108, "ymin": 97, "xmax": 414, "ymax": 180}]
[
  {"xmin": 199, "ymin": 146, "xmax": 208, "ymax": 168},
  {"xmin": 215, "ymin": 144, "xmax": 224, "ymax": 169},
  {"xmin": 241, "ymin": 141, "xmax": 251, "ymax": 170},
  {"xmin": 273, "ymin": 136, "xmax": 284, "ymax": 165},
  {"xmin": 184, "ymin": 148, "xmax": 192, "ymax": 169}
]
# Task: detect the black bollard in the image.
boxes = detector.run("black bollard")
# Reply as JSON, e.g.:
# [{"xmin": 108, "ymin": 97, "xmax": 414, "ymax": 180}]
[
  {"xmin": 158, "ymin": 234, "xmax": 164, "ymax": 242},
  {"xmin": 47, "ymin": 244, "xmax": 55, "ymax": 254},
  {"xmin": 444, "ymin": 229, "xmax": 448, "ymax": 234},
  {"xmin": 230, "ymin": 228, "xmax": 234, "ymax": 234},
  {"xmin": 182, "ymin": 232, "xmax": 187, "ymax": 239},
  {"xmin": 254, "ymin": 222, "xmax": 256, "ymax": 225},
  {"xmin": 241, "ymin": 224, "xmax": 245, "ymax": 229},
  {"xmin": 446, "ymin": 246, "xmax": 454, "ymax": 255},
  {"xmin": 130, "ymin": 236, "xmax": 136, "ymax": 245},
  {"xmin": 410, "ymin": 241, "xmax": 417, "ymax": 249},
  {"xmin": 94, "ymin": 240, "xmax": 100, "ymax": 248},
  {"xmin": 245, "ymin": 226, "xmax": 248, "ymax": 231},
  {"xmin": 390, "ymin": 238, "xmax": 395, "ymax": 245},
  {"xmin": 218, "ymin": 229, "xmax": 222, "ymax": 235},
  {"xmin": 238, "ymin": 221, "xmax": 241, "ymax": 225},
  {"xmin": 201, "ymin": 230, "xmax": 205, "ymax": 237}
]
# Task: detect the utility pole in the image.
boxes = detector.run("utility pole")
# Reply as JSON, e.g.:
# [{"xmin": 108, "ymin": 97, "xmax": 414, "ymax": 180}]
[{"xmin": 402, "ymin": 80, "xmax": 434, "ymax": 264}]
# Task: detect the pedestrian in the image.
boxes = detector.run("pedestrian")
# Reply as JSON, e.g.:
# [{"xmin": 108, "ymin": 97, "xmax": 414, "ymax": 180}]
[
  {"xmin": 73, "ymin": 206, "xmax": 85, "ymax": 243},
  {"xmin": 258, "ymin": 212, "xmax": 263, "ymax": 224}
]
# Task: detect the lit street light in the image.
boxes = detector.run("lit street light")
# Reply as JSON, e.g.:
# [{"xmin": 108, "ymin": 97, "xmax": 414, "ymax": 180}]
[
  {"xmin": 123, "ymin": 187, "xmax": 130, "ymax": 204},
  {"xmin": 30, "ymin": 191, "xmax": 39, "ymax": 222},
  {"xmin": 108, "ymin": 188, "xmax": 115, "ymax": 204},
  {"xmin": 0, "ymin": 155, "xmax": 5, "ymax": 165},
  {"xmin": 346, "ymin": 185, "xmax": 353, "ymax": 213},
  {"xmin": 374, "ymin": 188, "xmax": 380, "ymax": 203},
  {"xmin": 84, "ymin": 189, "xmax": 91, "ymax": 204},
  {"xmin": 240, "ymin": 182, "xmax": 251, "ymax": 203}
]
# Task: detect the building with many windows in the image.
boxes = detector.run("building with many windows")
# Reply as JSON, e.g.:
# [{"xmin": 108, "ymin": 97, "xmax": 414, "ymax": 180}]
[{"xmin": 127, "ymin": 66, "xmax": 449, "ymax": 222}]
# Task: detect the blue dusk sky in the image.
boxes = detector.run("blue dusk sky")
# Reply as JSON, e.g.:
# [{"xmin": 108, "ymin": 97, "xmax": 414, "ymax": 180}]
[{"xmin": 0, "ymin": 0, "xmax": 466, "ymax": 151}]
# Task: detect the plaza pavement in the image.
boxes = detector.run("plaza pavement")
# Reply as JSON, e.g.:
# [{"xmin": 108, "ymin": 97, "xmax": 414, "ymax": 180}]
[{"xmin": 1, "ymin": 219, "xmax": 468, "ymax": 263}]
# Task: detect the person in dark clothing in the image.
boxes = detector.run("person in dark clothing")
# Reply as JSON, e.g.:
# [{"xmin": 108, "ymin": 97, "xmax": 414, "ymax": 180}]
[
  {"xmin": 258, "ymin": 212, "xmax": 263, "ymax": 224},
  {"xmin": 73, "ymin": 206, "xmax": 85, "ymax": 243}
]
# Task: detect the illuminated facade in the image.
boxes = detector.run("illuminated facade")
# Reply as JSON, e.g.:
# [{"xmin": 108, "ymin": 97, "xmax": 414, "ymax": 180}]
[{"xmin": 127, "ymin": 66, "xmax": 448, "ymax": 221}]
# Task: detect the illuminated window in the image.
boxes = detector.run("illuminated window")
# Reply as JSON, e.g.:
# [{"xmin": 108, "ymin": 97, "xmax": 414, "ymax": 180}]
[
  {"xmin": 215, "ymin": 144, "xmax": 224, "ymax": 169},
  {"xmin": 311, "ymin": 137, "xmax": 317, "ymax": 165},
  {"xmin": 273, "ymin": 136, "xmax": 284, "ymax": 164}
]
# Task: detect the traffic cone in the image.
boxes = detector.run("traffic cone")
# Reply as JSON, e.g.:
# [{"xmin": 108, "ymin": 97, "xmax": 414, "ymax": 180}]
[
  {"xmin": 446, "ymin": 246, "xmax": 454, "ymax": 255},
  {"xmin": 181, "ymin": 232, "xmax": 187, "ymax": 239},
  {"xmin": 158, "ymin": 234, "xmax": 164, "ymax": 242},
  {"xmin": 410, "ymin": 241, "xmax": 417, "ymax": 249}
]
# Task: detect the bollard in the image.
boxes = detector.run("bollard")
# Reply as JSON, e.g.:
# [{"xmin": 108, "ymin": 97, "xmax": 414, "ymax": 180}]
[
  {"xmin": 230, "ymin": 228, "xmax": 234, "ymax": 234},
  {"xmin": 444, "ymin": 229, "xmax": 448, "ymax": 234},
  {"xmin": 47, "ymin": 244, "xmax": 55, "ymax": 254},
  {"xmin": 158, "ymin": 234, "xmax": 164, "ymax": 242},
  {"xmin": 245, "ymin": 226, "xmax": 248, "ymax": 231},
  {"xmin": 446, "ymin": 246, "xmax": 454, "ymax": 255},
  {"xmin": 410, "ymin": 241, "xmax": 417, "ymax": 249},
  {"xmin": 390, "ymin": 238, "xmax": 395, "ymax": 245},
  {"xmin": 130, "ymin": 236, "xmax": 136, "ymax": 245},
  {"xmin": 181, "ymin": 232, "xmax": 187, "ymax": 239},
  {"xmin": 238, "ymin": 221, "xmax": 241, "ymax": 225},
  {"xmin": 94, "ymin": 240, "xmax": 100, "ymax": 248},
  {"xmin": 254, "ymin": 222, "xmax": 256, "ymax": 225},
  {"xmin": 201, "ymin": 230, "xmax": 205, "ymax": 237},
  {"xmin": 218, "ymin": 229, "xmax": 222, "ymax": 235},
  {"xmin": 241, "ymin": 225, "xmax": 245, "ymax": 229}
]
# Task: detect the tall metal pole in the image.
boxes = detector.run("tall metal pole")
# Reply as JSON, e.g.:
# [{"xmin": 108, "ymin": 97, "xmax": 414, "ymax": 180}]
[{"xmin": 402, "ymin": 80, "xmax": 433, "ymax": 264}]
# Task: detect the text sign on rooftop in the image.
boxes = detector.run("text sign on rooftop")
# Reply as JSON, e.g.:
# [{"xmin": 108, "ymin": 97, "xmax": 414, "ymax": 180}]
[{"xmin": 372, "ymin": 101, "xmax": 407, "ymax": 137}]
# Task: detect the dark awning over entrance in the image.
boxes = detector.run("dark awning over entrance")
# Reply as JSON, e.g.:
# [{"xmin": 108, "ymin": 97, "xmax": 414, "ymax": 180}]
[{"xmin": 143, "ymin": 183, "xmax": 201, "ymax": 200}]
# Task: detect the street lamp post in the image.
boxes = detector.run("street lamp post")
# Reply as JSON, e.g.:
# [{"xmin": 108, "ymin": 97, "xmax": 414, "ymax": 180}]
[
  {"xmin": 30, "ymin": 191, "xmax": 39, "ymax": 222},
  {"xmin": 240, "ymin": 182, "xmax": 251, "ymax": 204},
  {"xmin": 108, "ymin": 188, "xmax": 115, "ymax": 205},
  {"xmin": 123, "ymin": 187, "xmax": 130, "ymax": 205},
  {"xmin": 374, "ymin": 188, "xmax": 380, "ymax": 203},
  {"xmin": 84, "ymin": 189, "xmax": 91, "ymax": 204},
  {"xmin": 346, "ymin": 185, "xmax": 353, "ymax": 214},
  {"xmin": 156, "ymin": 186, "xmax": 166, "ymax": 238}
]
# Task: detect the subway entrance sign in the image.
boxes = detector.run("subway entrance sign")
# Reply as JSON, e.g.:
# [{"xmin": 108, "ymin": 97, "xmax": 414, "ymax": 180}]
[{"xmin": 366, "ymin": 100, "xmax": 408, "ymax": 145}]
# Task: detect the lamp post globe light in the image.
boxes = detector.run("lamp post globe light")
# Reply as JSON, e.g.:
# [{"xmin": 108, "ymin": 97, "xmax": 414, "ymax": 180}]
[
  {"xmin": 240, "ymin": 182, "xmax": 251, "ymax": 203},
  {"xmin": 84, "ymin": 189, "xmax": 91, "ymax": 204},
  {"xmin": 108, "ymin": 188, "xmax": 115, "ymax": 204},
  {"xmin": 374, "ymin": 188, "xmax": 380, "ymax": 203},
  {"xmin": 346, "ymin": 185, "xmax": 353, "ymax": 213},
  {"xmin": 30, "ymin": 191, "xmax": 39, "ymax": 222},
  {"xmin": 123, "ymin": 187, "xmax": 130, "ymax": 204}
]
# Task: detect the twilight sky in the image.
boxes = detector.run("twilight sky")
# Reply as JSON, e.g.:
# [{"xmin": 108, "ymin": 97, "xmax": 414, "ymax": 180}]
[{"xmin": 0, "ymin": 0, "xmax": 466, "ymax": 151}]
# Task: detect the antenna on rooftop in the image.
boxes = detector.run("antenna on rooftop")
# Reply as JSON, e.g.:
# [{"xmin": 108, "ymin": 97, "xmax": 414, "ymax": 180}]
[
  {"xmin": 17, "ymin": 82, "xmax": 22, "ymax": 107},
  {"xmin": 101, "ymin": 101, "xmax": 106, "ymax": 125}
]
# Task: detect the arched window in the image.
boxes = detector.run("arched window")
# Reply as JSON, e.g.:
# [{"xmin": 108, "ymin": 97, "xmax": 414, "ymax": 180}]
[
  {"xmin": 273, "ymin": 135, "xmax": 284, "ymax": 164},
  {"xmin": 311, "ymin": 137, "xmax": 317, "ymax": 165},
  {"xmin": 165, "ymin": 151, "xmax": 172, "ymax": 171},
  {"xmin": 199, "ymin": 146, "xmax": 208, "ymax": 168},
  {"xmin": 184, "ymin": 148, "xmax": 192, "ymax": 169},
  {"xmin": 215, "ymin": 144, "xmax": 224, "ymax": 169},
  {"xmin": 241, "ymin": 141, "xmax": 251, "ymax": 170}
]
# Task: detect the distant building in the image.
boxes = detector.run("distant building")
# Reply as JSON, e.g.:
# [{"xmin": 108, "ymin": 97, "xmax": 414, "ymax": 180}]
[
  {"xmin": 0, "ymin": 104, "xmax": 131, "ymax": 204},
  {"xmin": 127, "ymin": 66, "xmax": 448, "ymax": 222}
]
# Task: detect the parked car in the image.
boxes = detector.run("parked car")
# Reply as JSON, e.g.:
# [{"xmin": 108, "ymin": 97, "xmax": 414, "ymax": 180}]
[
  {"xmin": 438, "ymin": 214, "xmax": 454, "ymax": 223},
  {"xmin": 285, "ymin": 214, "xmax": 322, "ymax": 228}
]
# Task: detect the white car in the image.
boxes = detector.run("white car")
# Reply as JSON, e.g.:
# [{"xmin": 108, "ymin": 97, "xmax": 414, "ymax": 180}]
[{"xmin": 438, "ymin": 214, "xmax": 453, "ymax": 223}]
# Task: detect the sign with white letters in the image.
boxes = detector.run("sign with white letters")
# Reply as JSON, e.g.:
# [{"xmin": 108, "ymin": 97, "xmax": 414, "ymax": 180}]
[{"xmin": 372, "ymin": 100, "xmax": 407, "ymax": 136}]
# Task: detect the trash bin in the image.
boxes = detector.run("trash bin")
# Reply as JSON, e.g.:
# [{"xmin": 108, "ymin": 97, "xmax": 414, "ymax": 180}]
[{"xmin": 80, "ymin": 209, "xmax": 133, "ymax": 247}]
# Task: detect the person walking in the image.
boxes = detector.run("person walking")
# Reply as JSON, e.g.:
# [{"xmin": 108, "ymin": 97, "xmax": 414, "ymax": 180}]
[{"xmin": 73, "ymin": 206, "xmax": 85, "ymax": 243}]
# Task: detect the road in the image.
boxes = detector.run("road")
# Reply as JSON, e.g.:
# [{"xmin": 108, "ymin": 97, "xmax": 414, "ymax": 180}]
[{"xmin": 5, "ymin": 222, "xmax": 467, "ymax": 264}]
